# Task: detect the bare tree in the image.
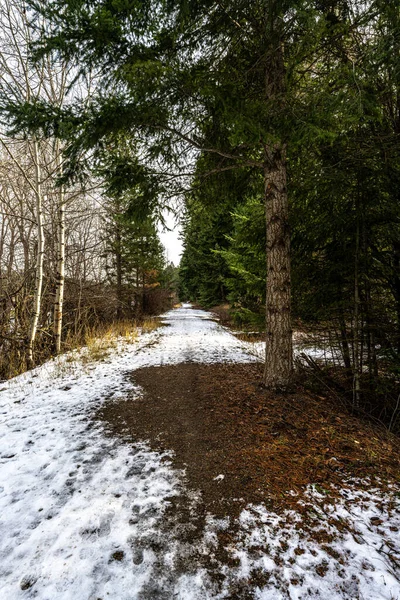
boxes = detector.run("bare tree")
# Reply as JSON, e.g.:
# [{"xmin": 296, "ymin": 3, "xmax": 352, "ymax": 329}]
[
  {"xmin": 0, "ymin": 0, "xmax": 72, "ymax": 363},
  {"xmin": 53, "ymin": 143, "xmax": 65, "ymax": 353}
]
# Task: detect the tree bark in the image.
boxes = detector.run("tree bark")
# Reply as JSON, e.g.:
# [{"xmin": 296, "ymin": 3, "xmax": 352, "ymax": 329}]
[
  {"xmin": 263, "ymin": 146, "xmax": 293, "ymax": 390},
  {"xmin": 115, "ymin": 221, "xmax": 123, "ymax": 319},
  {"xmin": 28, "ymin": 140, "xmax": 44, "ymax": 367},
  {"xmin": 53, "ymin": 146, "xmax": 65, "ymax": 354},
  {"xmin": 338, "ymin": 308, "xmax": 352, "ymax": 374},
  {"xmin": 393, "ymin": 241, "xmax": 400, "ymax": 356},
  {"xmin": 353, "ymin": 195, "xmax": 361, "ymax": 408}
]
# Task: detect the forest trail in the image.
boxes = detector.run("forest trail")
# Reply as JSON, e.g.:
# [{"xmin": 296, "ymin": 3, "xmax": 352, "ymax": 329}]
[{"xmin": 0, "ymin": 304, "xmax": 399, "ymax": 599}]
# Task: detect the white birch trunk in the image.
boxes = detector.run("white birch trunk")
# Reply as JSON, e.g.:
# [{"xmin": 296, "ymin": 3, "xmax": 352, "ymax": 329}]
[
  {"xmin": 53, "ymin": 146, "xmax": 65, "ymax": 354},
  {"xmin": 27, "ymin": 140, "xmax": 44, "ymax": 366}
]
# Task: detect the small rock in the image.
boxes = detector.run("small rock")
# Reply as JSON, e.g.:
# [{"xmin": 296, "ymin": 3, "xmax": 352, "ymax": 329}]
[
  {"xmin": 353, "ymin": 533, "xmax": 365, "ymax": 545},
  {"xmin": 110, "ymin": 551, "xmax": 125, "ymax": 562},
  {"xmin": 125, "ymin": 463, "xmax": 145, "ymax": 478},
  {"xmin": 20, "ymin": 576, "xmax": 36, "ymax": 591},
  {"xmin": 132, "ymin": 547, "xmax": 144, "ymax": 565},
  {"xmin": 129, "ymin": 516, "xmax": 139, "ymax": 525}
]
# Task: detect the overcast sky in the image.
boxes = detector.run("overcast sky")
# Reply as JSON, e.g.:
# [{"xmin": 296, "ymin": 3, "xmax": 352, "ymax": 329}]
[{"xmin": 158, "ymin": 211, "xmax": 183, "ymax": 266}]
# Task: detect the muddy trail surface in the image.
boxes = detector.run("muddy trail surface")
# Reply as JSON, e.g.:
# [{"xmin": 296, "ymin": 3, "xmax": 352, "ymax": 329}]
[{"xmin": 1, "ymin": 304, "xmax": 400, "ymax": 600}]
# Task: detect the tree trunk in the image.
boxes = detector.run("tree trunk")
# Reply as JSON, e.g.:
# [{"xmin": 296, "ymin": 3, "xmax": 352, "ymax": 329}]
[
  {"xmin": 53, "ymin": 147, "xmax": 65, "ymax": 354},
  {"xmin": 115, "ymin": 224, "xmax": 123, "ymax": 319},
  {"xmin": 393, "ymin": 241, "xmax": 400, "ymax": 355},
  {"xmin": 353, "ymin": 197, "xmax": 361, "ymax": 408},
  {"xmin": 28, "ymin": 140, "xmax": 44, "ymax": 367},
  {"xmin": 263, "ymin": 147, "xmax": 293, "ymax": 390},
  {"xmin": 7, "ymin": 226, "xmax": 15, "ymax": 279},
  {"xmin": 338, "ymin": 308, "xmax": 352, "ymax": 374}
]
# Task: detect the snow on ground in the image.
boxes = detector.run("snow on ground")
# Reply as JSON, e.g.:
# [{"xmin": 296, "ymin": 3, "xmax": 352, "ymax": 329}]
[
  {"xmin": 0, "ymin": 304, "xmax": 399, "ymax": 599},
  {"xmin": 0, "ymin": 305, "xmax": 255, "ymax": 600},
  {"xmin": 223, "ymin": 484, "xmax": 400, "ymax": 600},
  {"xmin": 245, "ymin": 338, "xmax": 342, "ymax": 364}
]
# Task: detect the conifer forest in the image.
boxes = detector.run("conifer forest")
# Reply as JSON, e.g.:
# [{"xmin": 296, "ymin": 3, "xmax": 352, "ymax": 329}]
[{"xmin": 1, "ymin": 2, "xmax": 400, "ymax": 599}]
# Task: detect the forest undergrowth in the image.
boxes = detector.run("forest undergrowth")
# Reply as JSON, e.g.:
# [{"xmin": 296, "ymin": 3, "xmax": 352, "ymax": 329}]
[
  {"xmin": 209, "ymin": 304, "xmax": 400, "ymax": 438},
  {"xmin": 100, "ymin": 361, "xmax": 400, "ymax": 513},
  {"xmin": 0, "ymin": 310, "xmax": 168, "ymax": 383}
]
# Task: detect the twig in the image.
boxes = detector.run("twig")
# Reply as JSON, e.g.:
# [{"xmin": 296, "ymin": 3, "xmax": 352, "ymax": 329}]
[{"xmin": 388, "ymin": 393, "xmax": 400, "ymax": 432}]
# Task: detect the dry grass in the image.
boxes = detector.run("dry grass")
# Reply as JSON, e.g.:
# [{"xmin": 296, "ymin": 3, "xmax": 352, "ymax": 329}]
[
  {"xmin": 1, "ymin": 314, "xmax": 165, "ymax": 381},
  {"xmin": 209, "ymin": 303, "xmax": 234, "ymax": 327},
  {"xmin": 80, "ymin": 318, "xmax": 162, "ymax": 362},
  {"xmin": 107, "ymin": 320, "xmax": 139, "ymax": 343},
  {"xmin": 141, "ymin": 318, "xmax": 160, "ymax": 334},
  {"xmin": 234, "ymin": 331, "xmax": 265, "ymax": 342},
  {"xmin": 81, "ymin": 318, "xmax": 160, "ymax": 362},
  {"xmin": 0, "ymin": 351, "xmax": 27, "ymax": 381},
  {"xmin": 84, "ymin": 333, "xmax": 115, "ymax": 362},
  {"xmin": 63, "ymin": 320, "xmax": 139, "ymax": 364}
]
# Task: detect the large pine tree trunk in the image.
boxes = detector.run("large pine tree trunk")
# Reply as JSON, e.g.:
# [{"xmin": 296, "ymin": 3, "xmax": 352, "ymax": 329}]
[
  {"xmin": 263, "ymin": 145, "xmax": 293, "ymax": 390},
  {"xmin": 262, "ymin": 38, "xmax": 293, "ymax": 390}
]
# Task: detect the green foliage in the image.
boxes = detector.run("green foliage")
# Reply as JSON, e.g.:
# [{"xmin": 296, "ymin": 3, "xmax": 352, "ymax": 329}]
[
  {"xmin": 179, "ymin": 198, "xmax": 232, "ymax": 307},
  {"xmin": 103, "ymin": 187, "xmax": 167, "ymax": 320},
  {"xmin": 105, "ymin": 208, "xmax": 165, "ymax": 285},
  {"xmin": 3, "ymin": 0, "xmax": 400, "ymax": 405},
  {"xmin": 217, "ymin": 197, "xmax": 266, "ymax": 326},
  {"xmin": 179, "ymin": 146, "xmax": 253, "ymax": 307}
]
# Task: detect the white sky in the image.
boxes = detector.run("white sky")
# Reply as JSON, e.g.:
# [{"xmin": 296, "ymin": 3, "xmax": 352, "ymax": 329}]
[{"xmin": 158, "ymin": 211, "xmax": 183, "ymax": 266}]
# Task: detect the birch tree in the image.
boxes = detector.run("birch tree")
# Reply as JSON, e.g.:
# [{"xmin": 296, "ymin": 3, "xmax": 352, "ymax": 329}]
[
  {"xmin": 27, "ymin": 139, "xmax": 44, "ymax": 365},
  {"xmin": 53, "ymin": 144, "xmax": 65, "ymax": 354},
  {"xmin": 0, "ymin": 0, "xmax": 71, "ymax": 362}
]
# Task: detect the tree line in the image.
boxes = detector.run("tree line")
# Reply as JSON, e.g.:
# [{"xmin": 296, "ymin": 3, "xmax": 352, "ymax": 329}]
[
  {"xmin": 179, "ymin": 0, "xmax": 400, "ymax": 424},
  {"xmin": 0, "ymin": 0, "xmax": 177, "ymax": 380},
  {"xmin": 1, "ymin": 0, "xmax": 399, "ymax": 424}
]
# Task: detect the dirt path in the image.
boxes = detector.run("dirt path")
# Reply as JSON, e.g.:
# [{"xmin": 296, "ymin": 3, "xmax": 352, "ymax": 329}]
[
  {"xmin": 1, "ymin": 304, "xmax": 400, "ymax": 599},
  {"xmin": 99, "ymin": 361, "xmax": 400, "ymax": 517},
  {"xmin": 96, "ymin": 305, "xmax": 400, "ymax": 599},
  {"xmin": 99, "ymin": 362, "xmax": 266, "ymax": 517}
]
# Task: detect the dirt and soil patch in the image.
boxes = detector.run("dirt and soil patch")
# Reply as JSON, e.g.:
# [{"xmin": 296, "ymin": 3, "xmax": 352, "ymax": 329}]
[{"xmin": 97, "ymin": 362, "xmax": 400, "ymax": 518}]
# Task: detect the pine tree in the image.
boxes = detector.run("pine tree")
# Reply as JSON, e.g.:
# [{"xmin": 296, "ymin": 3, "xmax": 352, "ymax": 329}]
[
  {"xmin": 3, "ymin": 0, "xmax": 381, "ymax": 390},
  {"xmin": 104, "ymin": 197, "xmax": 166, "ymax": 317}
]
